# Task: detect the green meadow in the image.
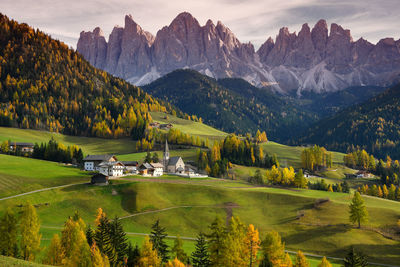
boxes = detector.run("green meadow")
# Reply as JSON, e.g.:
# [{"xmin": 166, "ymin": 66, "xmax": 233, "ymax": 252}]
[{"xmin": 0, "ymin": 176, "xmax": 399, "ymax": 265}]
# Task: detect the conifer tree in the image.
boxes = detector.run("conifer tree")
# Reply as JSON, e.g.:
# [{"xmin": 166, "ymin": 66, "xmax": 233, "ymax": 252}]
[
  {"xmin": 139, "ymin": 236, "xmax": 161, "ymax": 267},
  {"xmin": 150, "ymin": 219, "xmax": 169, "ymax": 262},
  {"xmin": 0, "ymin": 208, "xmax": 18, "ymax": 257},
  {"xmin": 207, "ymin": 217, "xmax": 226, "ymax": 266},
  {"xmin": 20, "ymin": 202, "xmax": 41, "ymax": 261},
  {"xmin": 318, "ymin": 256, "xmax": 332, "ymax": 267},
  {"xmin": 191, "ymin": 232, "xmax": 211, "ymax": 267},
  {"xmin": 95, "ymin": 215, "xmax": 117, "ymax": 264},
  {"xmin": 295, "ymin": 250, "xmax": 309, "ymax": 267},
  {"xmin": 343, "ymin": 247, "xmax": 368, "ymax": 267},
  {"xmin": 127, "ymin": 243, "xmax": 140, "ymax": 267},
  {"xmin": 349, "ymin": 192, "xmax": 368, "ymax": 228},
  {"xmin": 43, "ymin": 234, "xmax": 64, "ymax": 265},
  {"xmin": 110, "ymin": 217, "xmax": 128, "ymax": 264},
  {"xmin": 171, "ymin": 235, "xmax": 189, "ymax": 264},
  {"xmin": 86, "ymin": 225, "xmax": 95, "ymax": 247}
]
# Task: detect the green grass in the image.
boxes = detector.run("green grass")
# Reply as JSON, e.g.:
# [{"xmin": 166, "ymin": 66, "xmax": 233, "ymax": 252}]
[
  {"xmin": 1, "ymin": 179, "xmax": 399, "ymax": 265},
  {"xmin": 0, "ymin": 127, "xmax": 137, "ymax": 155},
  {"xmin": 0, "ymin": 256, "xmax": 50, "ymax": 266},
  {"xmin": 150, "ymin": 112, "xmax": 227, "ymax": 141},
  {"xmin": 0, "ymin": 154, "xmax": 89, "ymax": 197}
]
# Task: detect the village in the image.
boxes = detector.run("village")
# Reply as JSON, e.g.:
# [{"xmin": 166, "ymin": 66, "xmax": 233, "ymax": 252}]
[{"xmin": 85, "ymin": 140, "xmax": 207, "ymax": 185}]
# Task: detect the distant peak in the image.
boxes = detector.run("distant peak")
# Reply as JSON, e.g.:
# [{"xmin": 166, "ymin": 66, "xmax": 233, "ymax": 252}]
[
  {"xmin": 314, "ymin": 19, "xmax": 328, "ymax": 30},
  {"xmin": 93, "ymin": 27, "xmax": 104, "ymax": 37}
]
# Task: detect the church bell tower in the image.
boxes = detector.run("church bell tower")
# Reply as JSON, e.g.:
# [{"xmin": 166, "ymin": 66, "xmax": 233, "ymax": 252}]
[{"xmin": 163, "ymin": 139, "xmax": 169, "ymax": 171}]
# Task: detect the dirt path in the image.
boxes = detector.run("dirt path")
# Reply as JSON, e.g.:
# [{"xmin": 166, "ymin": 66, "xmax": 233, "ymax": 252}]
[{"xmin": 0, "ymin": 182, "xmax": 87, "ymax": 201}]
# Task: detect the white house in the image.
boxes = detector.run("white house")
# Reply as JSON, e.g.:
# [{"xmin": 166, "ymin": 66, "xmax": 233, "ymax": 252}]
[
  {"xmin": 151, "ymin": 163, "xmax": 164, "ymax": 177},
  {"xmin": 98, "ymin": 161, "xmax": 125, "ymax": 177},
  {"xmin": 83, "ymin": 155, "xmax": 118, "ymax": 171}
]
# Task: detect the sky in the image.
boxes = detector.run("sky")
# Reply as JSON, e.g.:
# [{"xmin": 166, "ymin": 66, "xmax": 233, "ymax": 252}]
[{"xmin": 2, "ymin": 0, "xmax": 400, "ymax": 49}]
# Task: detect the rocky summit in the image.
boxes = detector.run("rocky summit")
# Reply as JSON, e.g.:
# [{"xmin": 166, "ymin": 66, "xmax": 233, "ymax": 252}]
[{"xmin": 77, "ymin": 12, "xmax": 400, "ymax": 94}]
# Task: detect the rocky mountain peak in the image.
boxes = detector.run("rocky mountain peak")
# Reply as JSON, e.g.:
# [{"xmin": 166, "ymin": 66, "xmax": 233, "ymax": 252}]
[{"xmin": 77, "ymin": 14, "xmax": 400, "ymax": 94}]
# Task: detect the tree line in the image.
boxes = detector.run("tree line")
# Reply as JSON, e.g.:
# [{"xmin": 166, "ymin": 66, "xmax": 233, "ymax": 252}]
[
  {"xmin": 301, "ymin": 145, "xmax": 333, "ymax": 172},
  {"xmin": 197, "ymin": 134, "xmax": 275, "ymax": 177},
  {"xmin": 358, "ymin": 183, "xmax": 400, "ymax": 202},
  {"xmin": 0, "ymin": 138, "xmax": 84, "ymax": 165}
]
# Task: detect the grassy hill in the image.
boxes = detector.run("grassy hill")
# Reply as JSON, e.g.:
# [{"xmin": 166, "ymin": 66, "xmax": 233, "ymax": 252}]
[
  {"xmin": 1, "ymin": 177, "xmax": 399, "ymax": 265},
  {"xmin": 0, "ymin": 256, "xmax": 50, "ymax": 267},
  {"xmin": 0, "ymin": 154, "xmax": 89, "ymax": 198},
  {"xmin": 0, "ymin": 127, "xmax": 137, "ymax": 155}
]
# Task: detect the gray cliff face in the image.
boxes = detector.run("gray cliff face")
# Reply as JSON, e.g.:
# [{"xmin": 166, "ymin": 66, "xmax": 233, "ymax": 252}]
[{"xmin": 77, "ymin": 12, "xmax": 400, "ymax": 94}]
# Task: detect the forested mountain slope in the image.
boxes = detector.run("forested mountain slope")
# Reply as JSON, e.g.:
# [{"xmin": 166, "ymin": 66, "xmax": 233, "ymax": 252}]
[
  {"xmin": 297, "ymin": 83, "xmax": 400, "ymax": 158},
  {"xmin": 0, "ymin": 13, "xmax": 178, "ymax": 139},
  {"xmin": 143, "ymin": 69, "xmax": 318, "ymax": 141}
]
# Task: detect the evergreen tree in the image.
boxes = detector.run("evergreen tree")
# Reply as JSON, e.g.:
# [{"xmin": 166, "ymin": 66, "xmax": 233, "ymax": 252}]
[
  {"xmin": 110, "ymin": 217, "xmax": 128, "ymax": 265},
  {"xmin": 43, "ymin": 234, "xmax": 64, "ymax": 265},
  {"xmin": 171, "ymin": 235, "xmax": 189, "ymax": 264},
  {"xmin": 318, "ymin": 256, "xmax": 332, "ymax": 267},
  {"xmin": 0, "ymin": 208, "xmax": 18, "ymax": 257},
  {"xmin": 294, "ymin": 169, "xmax": 307, "ymax": 189},
  {"xmin": 139, "ymin": 236, "xmax": 161, "ymax": 267},
  {"xmin": 295, "ymin": 250, "xmax": 309, "ymax": 267},
  {"xmin": 191, "ymin": 232, "xmax": 211, "ymax": 267},
  {"xmin": 150, "ymin": 219, "xmax": 169, "ymax": 262},
  {"xmin": 20, "ymin": 202, "xmax": 41, "ymax": 261},
  {"xmin": 152, "ymin": 152, "xmax": 160, "ymax": 163},
  {"xmin": 349, "ymin": 192, "xmax": 368, "ymax": 228},
  {"xmin": 126, "ymin": 243, "xmax": 140, "ymax": 267},
  {"xmin": 95, "ymin": 215, "xmax": 117, "ymax": 264},
  {"xmin": 343, "ymin": 247, "xmax": 368, "ymax": 267},
  {"xmin": 86, "ymin": 225, "xmax": 95, "ymax": 248},
  {"xmin": 207, "ymin": 217, "xmax": 226, "ymax": 266},
  {"xmin": 145, "ymin": 152, "xmax": 152, "ymax": 163}
]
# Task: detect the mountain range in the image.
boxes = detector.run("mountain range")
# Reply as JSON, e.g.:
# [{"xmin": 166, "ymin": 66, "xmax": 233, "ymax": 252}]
[{"xmin": 77, "ymin": 12, "xmax": 400, "ymax": 94}]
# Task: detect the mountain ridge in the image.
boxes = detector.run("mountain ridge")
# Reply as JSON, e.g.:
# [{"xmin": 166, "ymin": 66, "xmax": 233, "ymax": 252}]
[
  {"xmin": 77, "ymin": 12, "xmax": 400, "ymax": 94},
  {"xmin": 296, "ymin": 83, "xmax": 400, "ymax": 158}
]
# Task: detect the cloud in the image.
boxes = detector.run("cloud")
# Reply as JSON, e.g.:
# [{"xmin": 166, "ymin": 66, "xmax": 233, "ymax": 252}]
[{"xmin": 2, "ymin": 0, "xmax": 399, "ymax": 49}]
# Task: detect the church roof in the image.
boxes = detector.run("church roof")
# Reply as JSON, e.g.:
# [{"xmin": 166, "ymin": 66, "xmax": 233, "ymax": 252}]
[{"xmin": 168, "ymin": 156, "xmax": 182, "ymax": 166}]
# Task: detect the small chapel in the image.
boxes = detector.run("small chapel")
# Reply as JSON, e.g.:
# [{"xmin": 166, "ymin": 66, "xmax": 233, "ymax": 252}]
[{"xmin": 163, "ymin": 140, "xmax": 185, "ymax": 174}]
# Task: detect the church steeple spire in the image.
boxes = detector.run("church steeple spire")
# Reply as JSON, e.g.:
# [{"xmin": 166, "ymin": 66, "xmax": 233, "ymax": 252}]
[{"xmin": 163, "ymin": 139, "xmax": 170, "ymax": 171}]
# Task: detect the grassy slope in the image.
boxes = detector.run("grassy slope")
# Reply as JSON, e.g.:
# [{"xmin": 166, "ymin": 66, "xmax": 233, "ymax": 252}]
[
  {"xmin": 0, "ymin": 256, "xmax": 50, "ymax": 267},
  {"xmin": 1, "ymin": 179, "xmax": 399, "ymax": 265},
  {"xmin": 150, "ymin": 112, "xmax": 227, "ymax": 142},
  {"xmin": 0, "ymin": 154, "xmax": 89, "ymax": 198},
  {"xmin": 0, "ymin": 127, "xmax": 137, "ymax": 155}
]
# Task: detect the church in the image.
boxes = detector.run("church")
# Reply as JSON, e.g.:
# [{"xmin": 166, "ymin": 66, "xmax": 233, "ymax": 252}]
[{"xmin": 162, "ymin": 140, "xmax": 185, "ymax": 174}]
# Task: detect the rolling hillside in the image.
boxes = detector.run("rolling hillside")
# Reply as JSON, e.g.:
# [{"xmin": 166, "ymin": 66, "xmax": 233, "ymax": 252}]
[
  {"xmin": 1, "ymin": 175, "xmax": 399, "ymax": 265},
  {"xmin": 297, "ymin": 83, "xmax": 400, "ymax": 159}
]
